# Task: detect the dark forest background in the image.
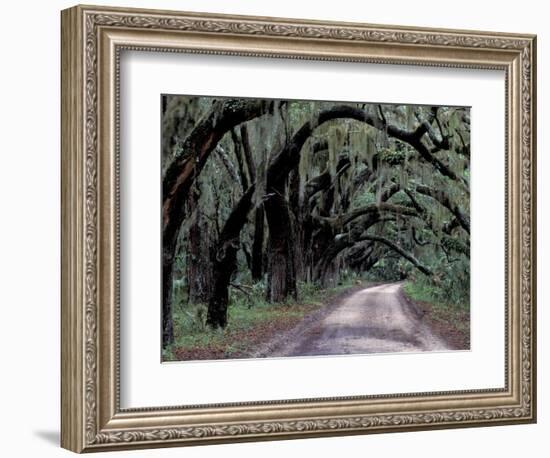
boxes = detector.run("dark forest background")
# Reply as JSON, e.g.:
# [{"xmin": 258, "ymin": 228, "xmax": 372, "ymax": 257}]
[{"xmin": 161, "ymin": 95, "xmax": 470, "ymax": 359}]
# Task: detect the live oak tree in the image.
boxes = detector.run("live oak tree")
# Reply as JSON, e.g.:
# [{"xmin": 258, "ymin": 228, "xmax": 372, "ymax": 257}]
[
  {"xmin": 161, "ymin": 96, "xmax": 470, "ymax": 349},
  {"xmin": 162, "ymin": 97, "xmax": 273, "ymax": 344}
]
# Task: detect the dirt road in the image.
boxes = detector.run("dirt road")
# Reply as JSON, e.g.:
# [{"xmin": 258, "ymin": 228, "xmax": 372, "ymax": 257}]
[{"xmin": 257, "ymin": 283, "xmax": 449, "ymax": 358}]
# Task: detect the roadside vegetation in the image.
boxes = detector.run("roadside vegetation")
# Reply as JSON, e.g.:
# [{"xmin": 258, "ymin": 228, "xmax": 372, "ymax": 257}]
[
  {"xmin": 403, "ymin": 274, "xmax": 470, "ymax": 349},
  {"xmin": 163, "ymin": 275, "xmax": 366, "ymax": 361}
]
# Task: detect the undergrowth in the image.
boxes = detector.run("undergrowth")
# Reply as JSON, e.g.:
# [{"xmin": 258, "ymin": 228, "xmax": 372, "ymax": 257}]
[
  {"xmin": 403, "ymin": 276, "xmax": 470, "ymax": 348},
  {"xmin": 163, "ymin": 276, "xmax": 365, "ymax": 361}
]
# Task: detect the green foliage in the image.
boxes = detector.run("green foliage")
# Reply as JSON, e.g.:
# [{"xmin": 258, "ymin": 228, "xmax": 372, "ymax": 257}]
[
  {"xmin": 406, "ymin": 259, "xmax": 469, "ymax": 310},
  {"xmin": 364, "ymin": 257, "xmax": 405, "ymax": 282},
  {"xmin": 296, "ymin": 281, "xmax": 322, "ymax": 304},
  {"xmin": 403, "ymin": 277, "xmax": 470, "ymax": 337},
  {"xmin": 165, "ymin": 280, "xmax": 360, "ymax": 361},
  {"xmin": 441, "ymin": 236, "xmax": 469, "ymax": 255},
  {"xmin": 173, "ymin": 301, "xmax": 209, "ymax": 333},
  {"xmin": 171, "ymin": 279, "xmax": 188, "ymax": 312},
  {"xmin": 379, "ymin": 147, "xmax": 408, "ymax": 166},
  {"xmin": 335, "ymin": 269, "xmax": 366, "ymax": 287},
  {"xmin": 228, "ymin": 280, "xmax": 269, "ymax": 309},
  {"xmin": 352, "ymin": 189, "xmax": 376, "ymax": 208}
]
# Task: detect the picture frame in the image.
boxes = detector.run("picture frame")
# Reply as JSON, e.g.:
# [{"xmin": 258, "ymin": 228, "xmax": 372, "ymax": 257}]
[{"xmin": 61, "ymin": 4, "xmax": 537, "ymax": 453}]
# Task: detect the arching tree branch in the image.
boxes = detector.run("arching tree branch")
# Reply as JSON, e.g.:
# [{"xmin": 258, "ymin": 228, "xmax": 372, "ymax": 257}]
[
  {"xmin": 356, "ymin": 234, "xmax": 433, "ymax": 276},
  {"xmin": 414, "ymin": 184, "xmax": 470, "ymax": 234},
  {"xmin": 319, "ymin": 202, "xmax": 418, "ymax": 231},
  {"xmin": 305, "ymin": 154, "xmax": 351, "ymax": 200},
  {"xmin": 267, "ymin": 105, "xmax": 465, "ymax": 194}
]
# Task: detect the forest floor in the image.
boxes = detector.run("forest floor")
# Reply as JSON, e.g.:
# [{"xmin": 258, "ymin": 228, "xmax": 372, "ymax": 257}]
[
  {"xmin": 169, "ymin": 281, "xmax": 370, "ymax": 361},
  {"xmin": 402, "ymin": 281, "xmax": 470, "ymax": 350},
  {"xmin": 168, "ymin": 281, "xmax": 468, "ymax": 362},
  {"xmin": 257, "ymin": 282, "xmax": 451, "ymax": 358}
]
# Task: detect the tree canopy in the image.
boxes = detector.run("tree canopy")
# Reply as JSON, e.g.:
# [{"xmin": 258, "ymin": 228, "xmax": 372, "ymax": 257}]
[{"xmin": 161, "ymin": 96, "xmax": 470, "ymax": 348}]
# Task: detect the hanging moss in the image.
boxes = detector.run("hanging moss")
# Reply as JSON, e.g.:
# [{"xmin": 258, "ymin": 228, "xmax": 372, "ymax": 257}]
[{"xmin": 379, "ymin": 147, "xmax": 407, "ymax": 166}]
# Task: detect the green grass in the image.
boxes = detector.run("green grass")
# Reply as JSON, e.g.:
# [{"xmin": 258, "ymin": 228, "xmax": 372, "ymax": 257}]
[
  {"xmin": 403, "ymin": 278, "xmax": 470, "ymax": 348},
  {"xmin": 164, "ymin": 276, "xmax": 364, "ymax": 361}
]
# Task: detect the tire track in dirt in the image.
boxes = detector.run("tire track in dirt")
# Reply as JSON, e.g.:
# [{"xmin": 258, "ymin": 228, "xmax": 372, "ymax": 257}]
[{"xmin": 256, "ymin": 282, "xmax": 449, "ymax": 357}]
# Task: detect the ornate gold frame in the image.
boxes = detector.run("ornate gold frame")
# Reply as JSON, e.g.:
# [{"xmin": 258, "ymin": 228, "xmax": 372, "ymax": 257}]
[{"xmin": 61, "ymin": 4, "xmax": 537, "ymax": 453}]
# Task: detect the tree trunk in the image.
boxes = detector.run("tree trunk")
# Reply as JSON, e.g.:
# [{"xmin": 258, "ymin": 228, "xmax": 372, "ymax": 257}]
[
  {"xmin": 265, "ymin": 189, "xmax": 297, "ymax": 302},
  {"xmin": 206, "ymin": 186, "xmax": 256, "ymax": 328},
  {"xmin": 186, "ymin": 187, "xmax": 213, "ymax": 304},
  {"xmin": 162, "ymin": 236, "xmax": 176, "ymax": 347},
  {"xmin": 162, "ymin": 99, "xmax": 272, "ymax": 348},
  {"xmin": 314, "ymin": 237, "xmax": 352, "ymax": 286},
  {"xmin": 288, "ymin": 170, "xmax": 307, "ymax": 283},
  {"xmin": 266, "ymin": 242, "xmax": 297, "ymax": 302},
  {"xmin": 251, "ymin": 205, "xmax": 265, "ymax": 281}
]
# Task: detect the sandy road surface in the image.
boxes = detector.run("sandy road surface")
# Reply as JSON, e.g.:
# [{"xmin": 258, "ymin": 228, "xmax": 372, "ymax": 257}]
[{"xmin": 259, "ymin": 283, "xmax": 449, "ymax": 357}]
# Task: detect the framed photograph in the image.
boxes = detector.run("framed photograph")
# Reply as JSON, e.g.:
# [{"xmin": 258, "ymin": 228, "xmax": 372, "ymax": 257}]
[{"xmin": 61, "ymin": 4, "xmax": 537, "ymax": 453}]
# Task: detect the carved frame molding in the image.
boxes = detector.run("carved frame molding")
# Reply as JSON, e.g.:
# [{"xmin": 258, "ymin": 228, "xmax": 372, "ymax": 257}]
[{"xmin": 61, "ymin": 4, "xmax": 536, "ymax": 452}]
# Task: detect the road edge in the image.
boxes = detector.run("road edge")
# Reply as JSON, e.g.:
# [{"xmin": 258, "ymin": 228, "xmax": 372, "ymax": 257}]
[{"xmin": 399, "ymin": 284, "xmax": 470, "ymax": 351}]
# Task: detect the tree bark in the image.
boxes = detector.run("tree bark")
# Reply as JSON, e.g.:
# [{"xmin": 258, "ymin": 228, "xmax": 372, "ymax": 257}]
[
  {"xmin": 346, "ymin": 242, "xmax": 375, "ymax": 270},
  {"xmin": 251, "ymin": 204, "xmax": 265, "ymax": 281},
  {"xmin": 206, "ymin": 186, "xmax": 256, "ymax": 328},
  {"xmin": 313, "ymin": 215, "xmax": 382, "ymax": 283},
  {"xmin": 321, "ymin": 202, "xmax": 417, "ymax": 231},
  {"xmin": 162, "ymin": 239, "xmax": 177, "ymax": 347},
  {"xmin": 186, "ymin": 186, "xmax": 212, "ymax": 304},
  {"xmin": 305, "ymin": 155, "xmax": 351, "ymax": 201},
  {"xmin": 265, "ymin": 188, "xmax": 298, "ymax": 302},
  {"xmin": 357, "ymin": 234, "xmax": 433, "ymax": 276},
  {"xmin": 230, "ymin": 130, "xmax": 248, "ymax": 190}
]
